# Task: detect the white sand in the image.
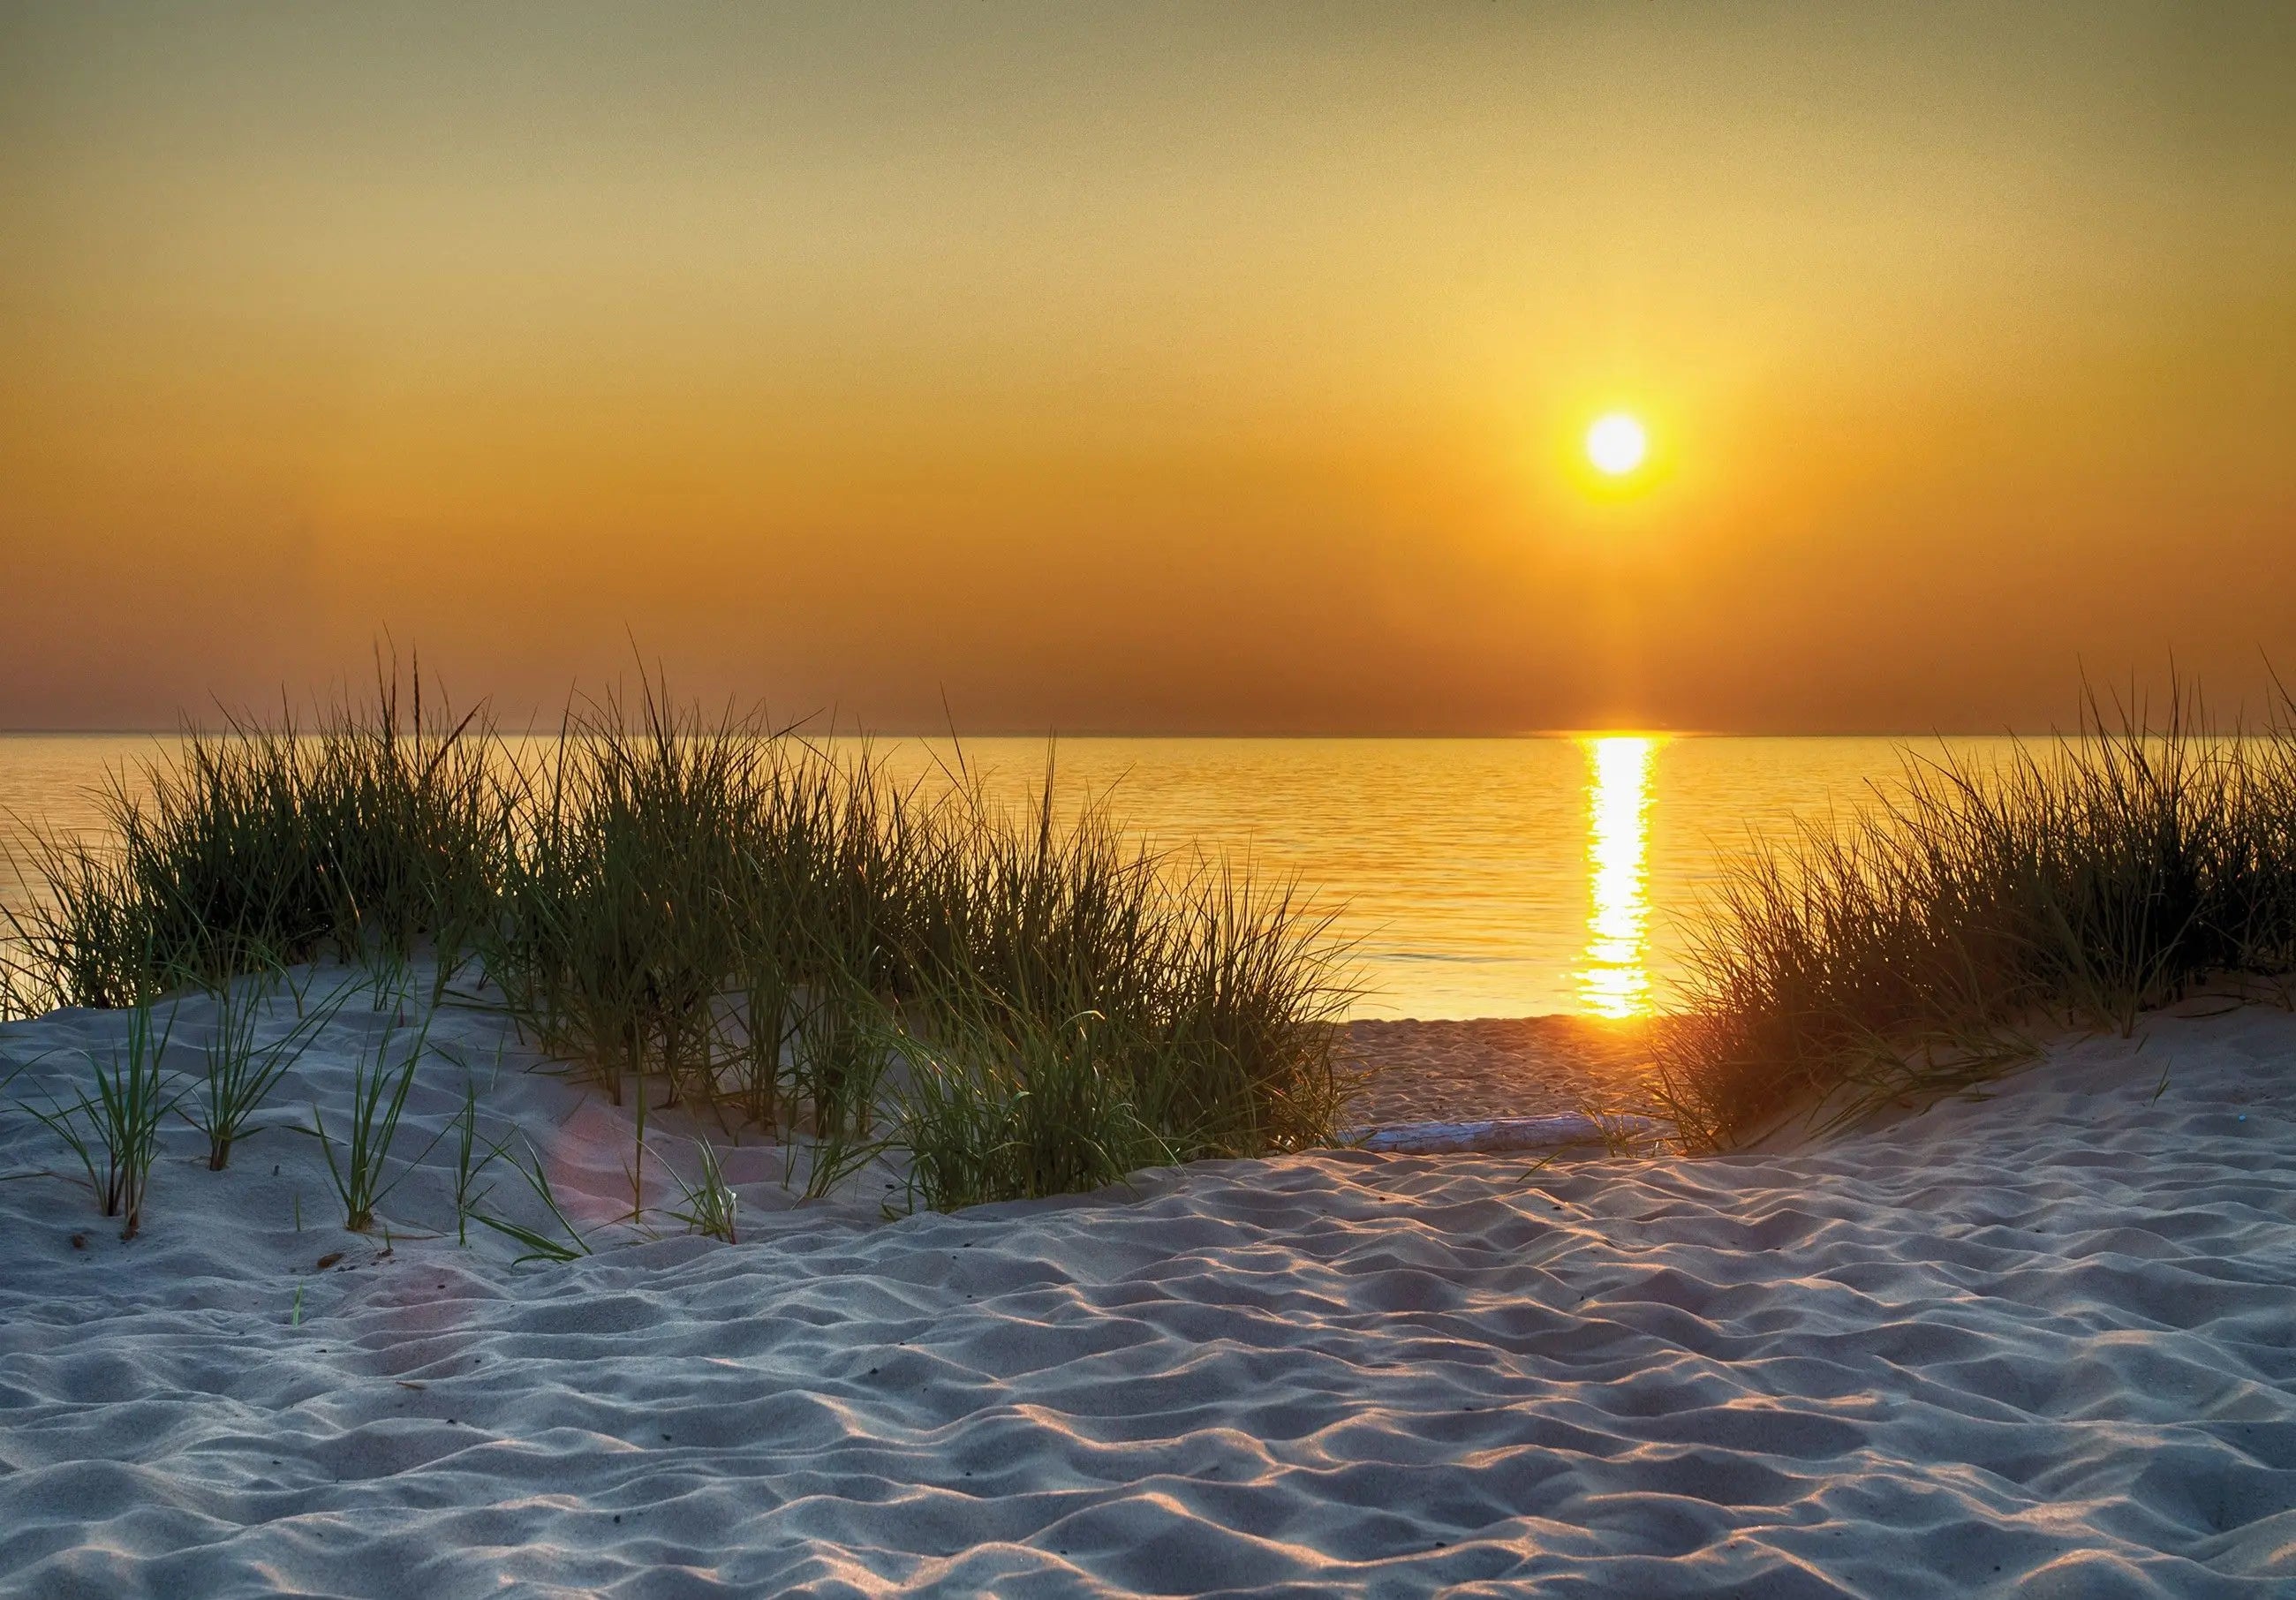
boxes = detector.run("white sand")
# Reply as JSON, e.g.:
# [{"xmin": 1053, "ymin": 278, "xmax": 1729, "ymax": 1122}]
[{"xmin": 4, "ymin": 973, "xmax": 2294, "ymax": 1596}]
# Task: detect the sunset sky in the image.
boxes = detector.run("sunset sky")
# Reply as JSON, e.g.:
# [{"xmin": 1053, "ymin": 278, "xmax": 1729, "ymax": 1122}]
[{"xmin": 4, "ymin": 2, "xmax": 2291, "ymax": 734}]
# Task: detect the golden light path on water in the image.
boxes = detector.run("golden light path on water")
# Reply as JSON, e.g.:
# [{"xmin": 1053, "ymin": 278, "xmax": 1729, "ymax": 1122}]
[{"xmin": 1575, "ymin": 736, "xmax": 1659, "ymax": 1018}]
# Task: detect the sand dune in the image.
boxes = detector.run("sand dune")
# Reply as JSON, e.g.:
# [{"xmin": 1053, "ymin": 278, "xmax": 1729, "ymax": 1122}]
[{"xmin": 3, "ymin": 975, "xmax": 2293, "ymax": 1596}]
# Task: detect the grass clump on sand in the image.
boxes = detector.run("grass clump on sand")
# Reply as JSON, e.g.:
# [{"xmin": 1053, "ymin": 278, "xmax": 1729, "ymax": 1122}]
[
  {"xmin": 1658, "ymin": 687, "xmax": 2296, "ymax": 1151},
  {"xmin": 881, "ymin": 781, "xmax": 1351, "ymax": 1206},
  {"xmin": 3, "ymin": 660, "xmax": 505, "ymax": 1013},
  {"xmin": 310, "ymin": 991, "xmax": 441, "ymax": 1233},
  {"xmin": 185, "ymin": 970, "xmax": 346, "ymax": 1171},
  {"xmin": 6, "ymin": 665, "xmax": 1352, "ymax": 1215},
  {"xmin": 26, "ymin": 998, "xmax": 177, "ymax": 1242},
  {"xmin": 477, "ymin": 682, "xmax": 1352, "ymax": 1205}
]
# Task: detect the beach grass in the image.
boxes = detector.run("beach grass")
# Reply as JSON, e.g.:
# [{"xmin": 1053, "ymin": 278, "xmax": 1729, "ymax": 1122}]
[
  {"xmin": 310, "ymin": 992, "xmax": 441, "ymax": 1232},
  {"xmin": 27, "ymin": 998, "xmax": 177, "ymax": 1241},
  {"xmin": 471, "ymin": 1140, "xmax": 594, "ymax": 1263},
  {"xmin": 1656, "ymin": 685, "xmax": 2296, "ymax": 1150},
  {"xmin": 664, "ymin": 1135, "xmax": 740, "ymax": 1243},
  {"xmin": 445, "ymin": 1079, "xmax": 511, "ymax": 1248},
  {"xmin": 5, "ymin": 666, "xmax": 1351, "ymax": 1211},
  {"xmin": 17, "ymin": 660, "xmax": 2294, "ymax": 1210},
  {"xmin": 2, "ymin": 659, "xmax": 507, "ymax": 1013},
  {"xmin": 184, "ymin": 970, "xmax": 347, "ymax": 1171}
]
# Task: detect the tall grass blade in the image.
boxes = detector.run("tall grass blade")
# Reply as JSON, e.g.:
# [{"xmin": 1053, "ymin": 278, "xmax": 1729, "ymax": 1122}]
[{"xmin": 27, "ymin": 1000, "xmax": 178, "ymax": 1240}]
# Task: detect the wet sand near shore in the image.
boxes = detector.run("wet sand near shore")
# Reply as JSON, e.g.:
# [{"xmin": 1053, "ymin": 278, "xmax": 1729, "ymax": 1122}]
[{"xmin": 1341, "ymin": 1015, "xmax": 1663, "ymax": 1128}]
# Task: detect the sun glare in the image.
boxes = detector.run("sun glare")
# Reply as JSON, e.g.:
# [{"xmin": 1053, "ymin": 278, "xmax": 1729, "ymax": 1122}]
[
  {"xmin": 1576, "ymin": 735, "xmax": 1658, "ymax": 1019},
  {"xmin": 1585, "ymin": 413, "xmax": 1648, "ymax": 476}
]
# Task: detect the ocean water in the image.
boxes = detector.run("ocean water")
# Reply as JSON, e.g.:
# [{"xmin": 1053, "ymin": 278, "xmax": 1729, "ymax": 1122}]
[{"xmin": 0, "ymin": 734, "xmax": 2012, "ymax": 1020}]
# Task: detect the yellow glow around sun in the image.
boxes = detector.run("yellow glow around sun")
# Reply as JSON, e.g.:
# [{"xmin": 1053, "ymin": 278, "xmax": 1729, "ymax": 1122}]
[{"xmin": 1585, "ymin": 412, "xmax": 1648, "ymax": 476}]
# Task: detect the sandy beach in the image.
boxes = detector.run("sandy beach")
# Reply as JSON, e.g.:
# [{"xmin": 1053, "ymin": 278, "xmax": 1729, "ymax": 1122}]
[
  {"xmin": 0, "ymin": 977, "xmax": 2290, "ymax": 1596},
  {"xmin": 1339, "ymin": 1015, "xmax": 1661, "ymax": 1127},
  {"xmin": 7, "ymin": 0, "xmax": 2290, "ymax": 1588}
]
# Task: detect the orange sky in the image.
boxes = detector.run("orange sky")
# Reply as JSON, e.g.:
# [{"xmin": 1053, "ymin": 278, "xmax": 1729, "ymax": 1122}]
[{"xmin": 3, "ymin": 3, "xmax": 2292, "ymax": 733}]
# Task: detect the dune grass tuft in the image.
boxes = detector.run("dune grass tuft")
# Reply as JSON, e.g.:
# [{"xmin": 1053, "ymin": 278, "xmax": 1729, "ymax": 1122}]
[
  {"xmin": 1657, "ymin": 685, "xmax": 2296, "ymax": 1151},
  {"xmin": 184, "ymin": 970, "xmax": 347, "ymax": 1171},
  {"xmin": 3, "ymin": 658, "xmax": 506, "ymax": 1013},
  {"xmin": 8, "ymin": 663, "xmax": 1353, "ymax": 1213},
  {"xmin": 311, "ymin": 994, "xmax": 442, "ymax": 1233},
  {"xmin": 664, "ymin": 1136, "xmax": 740, "ymax": 1243},
  {"xmin": 27, "ymin": 998, "xmax": 177, "ymax": 1240}
]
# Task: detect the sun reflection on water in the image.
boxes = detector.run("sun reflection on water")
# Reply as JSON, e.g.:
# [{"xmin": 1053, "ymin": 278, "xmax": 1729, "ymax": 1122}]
[{"xmin": 1576, "ymin": 736, "xmax": 1658, "ymax": 1018}]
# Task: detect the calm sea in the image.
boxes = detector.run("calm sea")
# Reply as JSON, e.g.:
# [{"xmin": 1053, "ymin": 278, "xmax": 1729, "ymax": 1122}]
[{"xmin": 0, "ymin": 734, "xmax": 2012, "ymax": 1021}]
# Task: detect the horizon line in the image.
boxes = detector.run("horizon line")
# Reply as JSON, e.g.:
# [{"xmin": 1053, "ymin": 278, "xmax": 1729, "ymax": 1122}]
[{"xmin": 0, "ymin": 723, "xmax": 2112, "ymax": 742}]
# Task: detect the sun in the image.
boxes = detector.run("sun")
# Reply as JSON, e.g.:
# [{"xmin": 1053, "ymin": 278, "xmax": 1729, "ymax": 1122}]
[{"xmin": 1585, "ymin": 412, "xmax": 1648, "ymax": 476}]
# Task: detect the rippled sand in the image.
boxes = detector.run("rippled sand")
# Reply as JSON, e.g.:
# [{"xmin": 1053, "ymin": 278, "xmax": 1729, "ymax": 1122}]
[{"xmin": 4, "ymin": 977, "xmax": 2293, "ymax": 1596}]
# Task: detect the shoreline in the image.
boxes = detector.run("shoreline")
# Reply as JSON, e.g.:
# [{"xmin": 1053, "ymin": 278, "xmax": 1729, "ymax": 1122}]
[{"xmin": 1342, "ymin": 1014, "xmax": 1661, "ymax": 1127}]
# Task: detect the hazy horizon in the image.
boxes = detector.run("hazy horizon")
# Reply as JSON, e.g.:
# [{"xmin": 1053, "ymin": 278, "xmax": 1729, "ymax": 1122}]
[{"xmin": 4, "ymin": 2, "xmax": 2292, "ymax": 735}]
